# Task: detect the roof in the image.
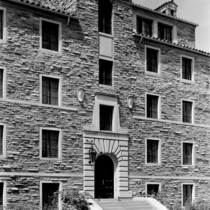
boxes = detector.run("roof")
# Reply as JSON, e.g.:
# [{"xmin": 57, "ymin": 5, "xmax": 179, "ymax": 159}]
[
  {"xmin": 133, "ymin": 33, "xmax": 210, "ymax": 56},
  {"xmin": 130, "ymin": 2, "xmax": 198, "ymax": 26},
  {"xmin": 7, "ymin": 0, "xmax": 77, "ymax": 16},
  {"xmin": 155, "ymin": 0, "xmax": 178, "ymax": 11}
]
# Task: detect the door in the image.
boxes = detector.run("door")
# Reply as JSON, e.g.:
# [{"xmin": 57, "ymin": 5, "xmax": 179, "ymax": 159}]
[{"xmin": 95, "ymin": 155, "xmax": 114, "ymax": 198}]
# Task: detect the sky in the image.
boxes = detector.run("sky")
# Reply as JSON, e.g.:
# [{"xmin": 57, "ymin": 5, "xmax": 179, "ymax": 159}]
[{"xmin": 132, "ymin": 0, "xmax": 210, "ymax": 53}]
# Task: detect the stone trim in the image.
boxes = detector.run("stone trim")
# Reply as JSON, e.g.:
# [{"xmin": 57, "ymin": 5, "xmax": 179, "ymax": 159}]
[
  {"xmin": 0, "ymin": 7, "xmax": 7, "ymax": 43},
  {"xmin": 0, "ymin": 123, "xmax": 6, "ymax": 159},
  {"xmin": 181, "ymin": 99, "xmax": 195, "ymax": 124},
  {"xmin": 181, "ymin": 183, "xmax": 195, "ymax": 207},
  {"xmin": 133, "ymin": 116, "xmax": 210, "ymax": 128},
  {"xmin": 130, "ymin": 175, "xmax": 210, "ymax": 180},
  {"xmin": 0, "ymin": 67, "xmax": 7, "ymax": 99},
  {"xmin": 181, "ymin": 141, "xmax": 195, "ymax": 168}
]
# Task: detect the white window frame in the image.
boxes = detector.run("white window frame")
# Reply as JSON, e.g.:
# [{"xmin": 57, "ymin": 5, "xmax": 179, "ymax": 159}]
[
  {"xmin": 181, "ymin": 183, "xmax": 195, "ymax": 208},
  {"xmin": 145, "ymin": 182, "xmax": 161, "ymax": 196},
  {"xmin": 145, "ymin": 93, "xmax": 161, "ymax": 119},
  {"xmin": 181, "ymin": 99, "xmax": 194, "ymax": 124},
  {"xmin": 39, "ymin": 18, "xmax": 62, "ymax": 54},
  {"xmin": 181, "ymin": 141, "xmax": 195, "ymax": 167},
  {"xmin": 0, "ymin": 124, "xmax": 6, "ymax": 158},
  {"xmin": 0, "ymin": 7, "xmax": 7, "ymax": 43},
  {"xmin": 145, "ymin": 46, "xmax": 161, "ymax": 75},
  {"xmin": 145, "ymin": 138, "xmax": 161, "ymax": 165},
  {"xmin": 40, "ymin": 74, "xmax": 62, "ymax": 106},
  {"xmin": 40, "ymin": 181, "xmax": 62, "ymax": 210},
  {"xmin": 180, "ymin": 55, "xmax": 194, "ymax": 83},
  {"xmin": 40, "ymin": 127, "xmax": 62, "ymax": 160},
  {"xmin": 0, "ymin": 67, "xmax": 6, "ymax": 99},
  {"xmin": 0, "ymin": 181, "xmax": 6, "ymax": 208}
]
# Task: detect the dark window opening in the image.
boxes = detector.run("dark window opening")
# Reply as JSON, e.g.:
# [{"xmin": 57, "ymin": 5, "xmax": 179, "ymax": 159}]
[
  {"xmin": 158, "ymin": 23, "xmax": 172, "ymax": 41},
  {"xmin": 183, "ymin": 185, "xmax": 193, "ymax": 207},
  {"xmin": 99, "ymin": 59, "xmax": 112, "ymax": 86},
  {"xmin": 147, "ymin": 184, "xmax": 159, "ymax": 195},
  {"xmin": 183, "ymin": 101, "xmax": 192, "ymax": 123},
  {"xmin": 147, "ymin": 48, "xmax": 158, "ymax": 73},
  {"xmin": 42, "ymin": 21, "xmax": 59, "ymax": 51},
  {"xmin": 42, "ymin": 183, "xmax": 59, "ymax": 209},
  {"xmin": 0, "ymin": 11, "xmax": 3, "ymax": 39},
  {"xmin": 42, "ymin": 130, "xmax": 59, "ymax": 158},
  {"xmin": 170, "ymin": 10, "xmax": 174, "ymax": 16},
  {"xmin": 42, "ymin": 77, "xmax": 59, "ymax": 105},
  {"xmin": 183, "ymin": 143, "xmax": 193, "ymax": 165},
  {"xmin": 0, "ymin": 69, "xmax": 3, "ymax": 98},
  {"xmin": 137, "ymin": 17, "xmax": 152, "ymax": 36},
  {"xmin": 182, "ymin": 57, "xmax": 192, "ymax": 80},
  {"xmin": 100, "ymin": 105, "xmax": 113, "ymax": 131},
  {"xmin": 147, "ymin": 95, "xmax": 159, "ymax": 119},
  {"xmin": 147, "ymin": 140, "xmax": 159, "ymax": 163},
  {"xmin": 99, "ymin": 0, "xmax": 112, "ymax": 34},
  {"xmin": 0, "ymin": 126, "xmax": 3, "ymax": 156},
  {"xmin": 0, "ymin": 183, "xmax": 3, "ymax": 206}
]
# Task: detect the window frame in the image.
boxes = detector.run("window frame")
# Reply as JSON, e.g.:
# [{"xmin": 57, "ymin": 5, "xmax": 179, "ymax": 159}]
[
  {"xmin": 0, "ymin": 7, "xmax": 6, "ymax": 43},
  {"xmin": 145, "ymin": 93, "xmax": 161, "ymax": 119},
  {"xmin": 0, "ymin": 67, "xmax": 6, "ymax": 99},
  {"xmin": 40, "ymin": 74, "xmax": 62, "ymax": 106},
  {"xmin": 180, "ymin": 55, "xmax": 194, "ymax": 83},
  {"xmin": 181, "ymin": 183, "xmax": 195, "ymax": 208},
  {"xmin": 136, "ymin": 16, "xmax": 153, "ymax": 36},
  {"xmin": 181, "ymin": 141, "xmax": 195, "ymax": 167},
  {"xmin": 0, "ymin": 181, "xmax": 6, "ymax": 208},
  {"xmin": 145, "ymin": 46, "xmax": 161, "ymax": 75},
  {"xmin": 145, "ymin": 138, "xmax": 161, "ymax": 165},
  {"xmin": 39, "ymin": 18, "xmax": 62, "ymax": 54},
  {"xmin": 99, "ymin": 105, "xmax": 114, "ymax": 131},
  {"xmin": 0, "ymin": 124, "xmax": 6, "ymax": 158},
  {"xmin": 145, "ymin": 182, "xmax": 161, "ymax": 196},
  {"xmin": 158, "ymin": 22, "xmax": 173, "ymax": 42},
  {"xmin": 99, "ymin": 59, "xmax": 113, "ymax": 86},
  {"xmin": 181, "ymin": 100, "xmax": 194, "ymax": 124},
  {"xmin": 40, "ymin": 181, "xmax": 62, "ymax": 210},
  {"xmin": 40, "ymin": 127, "xmax": 62, "ymax": 160}
]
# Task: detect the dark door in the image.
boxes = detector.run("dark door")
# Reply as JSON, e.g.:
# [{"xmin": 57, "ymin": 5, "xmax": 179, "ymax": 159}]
[{"xmin": 95, "ymin": 155, "xmax": 114, "ymax": 198}]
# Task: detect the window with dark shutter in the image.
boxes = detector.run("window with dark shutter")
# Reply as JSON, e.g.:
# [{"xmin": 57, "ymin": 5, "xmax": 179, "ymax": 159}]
[
  {"xmin": 42, "ymin": 183, "xmax": 59, "ymax": 209},
  {"xmin": 100, "ymin": 105, "xmax": 113, "ymax": 131},
  {"xmin": 42, "ymin": 21, "xmax": 59, "ymax": 51},
  {"xmin": 0, "ymin": 126, "xmax": 3, "ymax": 156},
  {"xmin": 183, "ymin": 143, "xmax": 193, "ymax": 165},
  {"xmin": 147, "ymin": 95, "xmax": 159, "ymax": 119},
  {"xmin": 158, "ymin": 23, "xmax": 172, "ymax": 41},
  {"xmin": 0, "ymin": 183, "xmax": 3, "ymax": 206},
  {"xmin": 42, "ymin": 130, "xmax": 59, "ymax": 158},
  {"xmin": 0, "ymin": 69, "xmax": 3, "ymax": 98},
  {"xmin": 147, "ymin": 48, "xmax": 158, "ymax": 73},
  {"xmin": 183, "ymin": 185, "xmax": 193, "ymax": 207},
  {"xmin": 0, "ymin": 11, "xmax": 3, "ymax": 39},
  {"xmin": 147, "ymin": 140, "xmax": 159, "ymax": 163},
  {"xmin": 42, "ymin": 77, "xmax": 59, "ymax": 105},
  {"xmin": 137, "ymin": 17, "xmax": 152, "ymax": 36},
  {"xmin": 147, "ymin": 184, "xmax": 159, "ymax": 195},
  {"xmin": 99, "ymin": 0, "xmax": 112, "ymax": 34},
  {"xmin": 99, "ymin": 59, "xmax": 112, "ymax": 86},
  {"xmin": 182, "ymin": 57, "xmax": 192, "ymax": 80},
  {"xmin": 182, "ymin": 101, "xmax": 192, "ymax": 123}
]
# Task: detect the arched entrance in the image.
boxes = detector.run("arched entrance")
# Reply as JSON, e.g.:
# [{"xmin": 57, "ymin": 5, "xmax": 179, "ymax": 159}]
[{"xmin": 95, "ymin": 155, "xmax": 114, "ymax": 198}]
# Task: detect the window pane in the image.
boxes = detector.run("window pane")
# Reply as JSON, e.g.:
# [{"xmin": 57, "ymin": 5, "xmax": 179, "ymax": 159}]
[
  {"xmin": 183, "ymin": 185, "xmax": 193, "ymax": 206},
  {"xmin": 183, "ymin": 101, "xmax": 192, "ymax": 123},
  {"xmin": 158, "ymin": 23, "xmax": 172, "ymax": 41},
  {"xmin": 0, "ymin": 126, "xmax": 3, "ymax": 155},
  {"xmin": 147, "ymin": 184, "xmax": 159, "ymax": 195},
  {"xmin": 182, "ymin": 58, "xmax": 192, "ymax": 80},
  {"xmin": 42, "ymin": 183, "xmax": 59, "ymax": 209},
  {"xmin": 100, "ymin": 105, "xmax": 113, "ymax": 131},
  {"xmin": 147, "ymin": 95, "xmax": 158, "ymax": 119},
  {"xmin": 0, "ymin": 183, "xmax": 3, "ymax": 206},
  {"xmin": 183, "ymin": 143, "xmax": 192, "ymax": 165},
  {"xmin": 0, "ymin": 11, "xmax": 3, "ymax": 39},
  {"xmin": 0, "ymin": 69, "xmax": 3, "ymax": 98},
  {"xmin": 147, "ymin": 140, "xmax": 159, "ymax": 163},
  {"xmin": 137, "ymin": 17, "xmax": 152, "ymax": 36},
  {"xmin": 99, "ymin": 60, "xmax": 112, "ymax": 86},
  {"xmin": 147, "ymin": 49, "xmax": 158, "ymax": 73}
]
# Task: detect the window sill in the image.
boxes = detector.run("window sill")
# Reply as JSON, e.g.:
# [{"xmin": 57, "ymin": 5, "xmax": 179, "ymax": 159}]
[
  {"xmin": 182, "ymin": 165, "xmax": 195, "ymax": 168},
  {"xmin": 40, "ymin": 158, "xmax": 61, "ymax": 160},
  {"xmin": 99, "ymin": 32, "xmax": 114, "ymax": 38},
  {"xmin": 181, "ymin": 79, "xmax": 194, "ymax": 84},
  {"xmin": 39, "ymin": 48, "xmax": 62, "ymax": 55},
  {"xmin": 145, "ymin": 163, "xmax": 161, "ymax": 166},
  {"xmin": 0, "ymin": 39, "xmax": 6, "ymax": 44},
  {"xmin": 145, "ymin": 71, "xmax": 160, "ymax": 77},
  {"xmin": 99, "ymin": 84, "xmax": 114, "ymax": 89}
]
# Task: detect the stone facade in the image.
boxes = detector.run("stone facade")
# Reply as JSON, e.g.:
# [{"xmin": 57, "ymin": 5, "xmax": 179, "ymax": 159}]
[{"xmin": 0, "ymin": 0, "xmax": 210, "ymax": 209}]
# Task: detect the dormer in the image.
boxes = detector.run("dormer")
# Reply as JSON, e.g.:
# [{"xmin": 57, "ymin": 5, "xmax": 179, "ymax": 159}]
[{"xmin": 155, "ymin": 0, "xmax": 178, "ymax": 17}]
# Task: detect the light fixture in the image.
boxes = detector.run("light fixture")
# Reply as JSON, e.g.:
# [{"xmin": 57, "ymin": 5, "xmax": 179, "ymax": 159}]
[
  {"xmin": 89, "ymin": 146, "xmax": 97, "ymax": 164},
  {"xmin": 127, "ymin": 96, "xmax": 134, "ymax": 109},
  {"xmin": 77, "ymin": 88, "xmax": 85, "ymax": 102}
]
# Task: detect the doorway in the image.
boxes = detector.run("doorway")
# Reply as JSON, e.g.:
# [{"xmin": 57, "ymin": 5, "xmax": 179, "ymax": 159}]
[{"xmin": 95, "ymin": 155, "xmax": 114, "ymax": 198}]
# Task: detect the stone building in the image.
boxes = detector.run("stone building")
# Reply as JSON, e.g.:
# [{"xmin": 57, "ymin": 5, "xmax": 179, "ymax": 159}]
[{"xmin": 0, "ymin": 0, "xmax": 210, "ymax": 209}]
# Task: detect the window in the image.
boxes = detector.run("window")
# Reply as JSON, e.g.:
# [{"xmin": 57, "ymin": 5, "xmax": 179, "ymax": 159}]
[
  {"xmin": 158, "ymin": 23, "xmax": 172, "ymax": 41},
  {"xmin": 0, "ymin": 10, "xmax": 3, "ymax": 40},
  {"xmin": 146, "ymin": 48, "xmax": 159, "ymax": 73},
  {"xmin": 182, "ymin": 142, "xmax": 194, "ymax": 166},
  {"xmin": 182, "ymin": 184, "xmax": 194, "ymax": 207},
  {"xmin": 100, "ymin": 105, "xmax": 113, "ymax": 131},
  {"xmin": 146, "ymin": 95, "xmax": 159, "ymax": 119},
  {"xmin": 0, "ymin": 124, "xmax": 5, "ymax": 157},
  {"xmin": 0, "ymin": 69, "xmax": 3, "ymax": 98},
  {"xmin": 146, "ymin": 139, "xmax": 160, "ymax": 164},
  {"xmin": 182, "ymin": 101, "xmax": 193, "ymax": 123},
  {"xmin": 137, "ymin": 17, "xmax": 152, "ymax": 36},
  {"xmin": 182, "ymin": 57, "xmax": 193, "ymax": 81},
  {"xmin": 99, "ymin": 59, "xmax": 112, "ymax": 86},
  {"xmin": 42, "ymin": 76, "xmax": 59, "ymax": 105},
  {"xmin": 0, "ymin": 183, "xmax": 4, "ymax": 206},
  {"xmin": 42, "ymin": 183, "xmax": 60, "ymax": 209},
  {"xmin": 99, "ymin": 0, "xmax": 112, "ymax": 34},
  {"xmin": 146, "ymin": 183, "xmax": 160, "ymax": 195},
  {"xmin": 41, "ymin": 129, "xmax": 60, "ymax": 159}
]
